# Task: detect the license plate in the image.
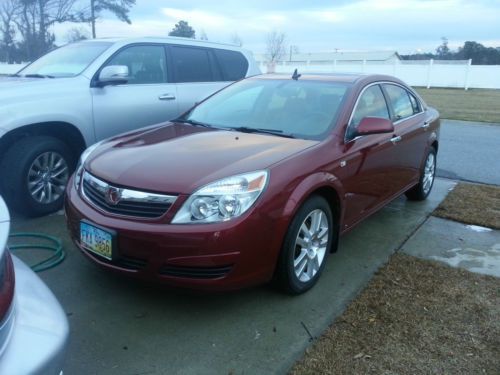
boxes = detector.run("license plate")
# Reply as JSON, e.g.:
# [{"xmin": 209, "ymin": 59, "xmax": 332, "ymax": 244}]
[{"xmin": 80, "ymin": 221, "xmax": 114, "ymax": 260}]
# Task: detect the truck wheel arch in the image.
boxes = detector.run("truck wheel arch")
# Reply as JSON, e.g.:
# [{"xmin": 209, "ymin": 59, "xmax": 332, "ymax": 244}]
[{"xmin": 0, "ymin": 122, "xmax": 87, "ymax": 161}]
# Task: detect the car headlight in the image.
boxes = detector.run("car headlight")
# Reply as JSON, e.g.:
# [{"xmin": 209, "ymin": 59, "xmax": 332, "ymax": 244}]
[
  {"xmin": 73, "ymin": 141, "xmax": 103, "ymax": 190},
  {"xmin": 172, "ymin": 171, "xmax": 268, "ymax": 224}
]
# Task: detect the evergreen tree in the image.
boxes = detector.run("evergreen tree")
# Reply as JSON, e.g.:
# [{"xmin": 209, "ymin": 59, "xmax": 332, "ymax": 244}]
[
  {"xmin": 168, "ymin": 20, "xmax": 195, "ymax": 38},
  {"xmin": 89, "ymin": 0, "xmax": 136, "ymax": 38}
]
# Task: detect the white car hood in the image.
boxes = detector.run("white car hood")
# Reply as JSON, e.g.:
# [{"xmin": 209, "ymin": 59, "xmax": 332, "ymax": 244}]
[{"xmin": 0, "ymin": 76, "xmax": 86, "ymax": 105}]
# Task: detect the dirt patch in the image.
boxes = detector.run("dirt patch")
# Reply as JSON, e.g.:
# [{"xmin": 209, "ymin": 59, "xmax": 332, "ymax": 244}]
[
  {"xmin": 415, "ymin": 88, "xmax": 500, "ymax": 123},
  {"xmin": 434, "ymin": 183, "xmax": 500, "ymax": 229},
  {"xmin": 290, "ymin": 254, "xmax": 500, "ymax": 375}
]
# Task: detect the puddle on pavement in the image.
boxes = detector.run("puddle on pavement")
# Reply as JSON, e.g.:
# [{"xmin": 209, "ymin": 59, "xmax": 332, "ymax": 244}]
[
  {"xmin": 466, "ymin": 224, "xmax": 493, "ymax": 233},
  {"xmin": 430, "ymin": 243, "xmax": 500, "ymax": 277}
]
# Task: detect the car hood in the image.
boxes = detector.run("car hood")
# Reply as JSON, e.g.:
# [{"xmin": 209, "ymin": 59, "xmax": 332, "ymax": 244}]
[
  {"xmin": 0, "ymin": 76, "xmax": 82, "ymax": 104},
  {"xmin": 86, "ymin": 123, "xmax": 318, "ymax": 194}
]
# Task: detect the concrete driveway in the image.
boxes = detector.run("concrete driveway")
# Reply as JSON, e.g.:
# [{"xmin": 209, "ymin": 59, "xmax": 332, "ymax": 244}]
[
  {"xmin": 437, "ymin": 119, "xmax": 500, "ymax": 185},
  {"xmin": 10, "ymin": 179, "xmax": 454, "ymax": 375}
]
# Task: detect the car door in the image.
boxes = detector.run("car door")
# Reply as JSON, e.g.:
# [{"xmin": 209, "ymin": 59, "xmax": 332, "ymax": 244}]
[
  {"xmin": 91, "ymin": 44, "xmax": 179, "ymax": 141},
  {"xmin": 334, "ymin": 84, "xmax": 405, "ymax": 229},
  {"xmin": 382, "ymin": 83, "xmax": 428, "ymax": 186},
  {"xmin": 168, "ymin": 45, "xmax": 232, "ymax": 114}
]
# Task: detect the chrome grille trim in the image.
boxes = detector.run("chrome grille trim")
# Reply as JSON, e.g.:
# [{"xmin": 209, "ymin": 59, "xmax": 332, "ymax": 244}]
[{"xmin": 81, "ymin": 171, "xmax": 176, "ymax": 218}]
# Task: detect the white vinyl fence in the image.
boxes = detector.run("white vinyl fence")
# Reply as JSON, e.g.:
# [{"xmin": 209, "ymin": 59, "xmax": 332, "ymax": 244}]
[
  {"xmin": 260, "ymin": 59, "xmax": 500, "ymax": 90},
  {"xmin": 3, "ymin": 60, "xmax": 500, "ymax": 89},
  {"xmin": 0, "ymin": 63, "xmax": 26, "ymax": 74}
]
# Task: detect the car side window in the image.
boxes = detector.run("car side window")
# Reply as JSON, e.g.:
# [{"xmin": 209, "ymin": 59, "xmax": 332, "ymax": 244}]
[
  {"xmin": 105, "ymin": 45, "xmax": 167, "ymax": 85},
  {"xmin": 213, "ymin": 49, "xmax": 249, "ymax": 81},
  {"xmin": 349, "ymin": 85, "xmax": 390, "ymax": 130},
  {"xmin": 171, "ymin": 46, "xmax": 213, "ymax": 83},
  {"xmin": 384, "ymin": 84, "xmax": 415, "ymax": 120},
  {"xmin": 408, "ymin": 92, "xmax": 422, "ymax": 114}
]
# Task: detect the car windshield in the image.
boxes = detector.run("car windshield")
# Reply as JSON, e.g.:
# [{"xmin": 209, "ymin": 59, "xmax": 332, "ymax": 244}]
[
  {"xmin": 19, "ymin": 42, "xmax": 112, "ymax": 78},
  {"xmin": 185, "ymin": 78, "xmax": 349, "ymax": 140}
]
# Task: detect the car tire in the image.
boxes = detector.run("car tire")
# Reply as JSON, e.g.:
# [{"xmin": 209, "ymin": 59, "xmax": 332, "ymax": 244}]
[
  {"xmin": 0, "ymin": 136, "xmax": 76, "ymax": 217},
  {"xmin": 275, "ymin": 195, "xmax": 334, "ymax": 294},
  {"xmin": 405, "ymin": 147, "xmax": 436, "ymax": 201}
]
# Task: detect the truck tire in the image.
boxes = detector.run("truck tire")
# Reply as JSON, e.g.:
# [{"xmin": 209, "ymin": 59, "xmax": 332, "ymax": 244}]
[{"xmin": 0, "ymin": 136, "xmax": 76, "ymax": 217}]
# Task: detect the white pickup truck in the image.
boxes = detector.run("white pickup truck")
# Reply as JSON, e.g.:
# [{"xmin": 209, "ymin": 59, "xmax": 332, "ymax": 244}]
[{"xmin": 0, "ymin": 37, "xmax": 260, "ymax": 216}]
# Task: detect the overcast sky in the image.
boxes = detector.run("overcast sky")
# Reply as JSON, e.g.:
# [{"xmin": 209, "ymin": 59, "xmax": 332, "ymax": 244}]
[{"xmin": 55, "ymin": 0, "xmax": 500, "ymax": 54}]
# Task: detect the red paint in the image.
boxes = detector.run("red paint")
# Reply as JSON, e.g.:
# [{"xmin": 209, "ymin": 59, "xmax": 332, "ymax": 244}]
[
  {"xmin": 0, "ymin": 251, "xmax": 15, "ymax": 321},
  {"xmin": 356, "ymin": 117, "xmax": 394, "ymax": 136},
  {"xmin": 65, "ymin": 74, "xmax": 440, "ymax": 291}
]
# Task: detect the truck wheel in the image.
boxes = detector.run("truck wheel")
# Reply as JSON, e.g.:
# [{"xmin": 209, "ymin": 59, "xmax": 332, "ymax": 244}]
[{"xmin": 0, "ymin": 136, "xmax": 76, "ymax": 217}]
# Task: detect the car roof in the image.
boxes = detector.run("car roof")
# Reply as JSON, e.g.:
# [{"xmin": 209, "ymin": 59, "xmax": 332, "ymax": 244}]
[
  {"xmin": 254, "ymin": 73, "xmax": 363, "ymax": 83},
  {"xmin": 79, "ymin": 36, "xmax": 244, "ymax": 50},
  {"xmin": 252, "ymin": 73, "xmax": 406, "ymax": 86}
]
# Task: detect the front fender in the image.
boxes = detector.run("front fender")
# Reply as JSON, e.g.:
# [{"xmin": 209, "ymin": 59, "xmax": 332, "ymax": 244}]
[
  {"xmin": 282, "ymin": 171, "xmax": 345, "ymax": 222},
  {"xmin": 263, "ymin": 170, "xmax": 345, "ymax": 274}
]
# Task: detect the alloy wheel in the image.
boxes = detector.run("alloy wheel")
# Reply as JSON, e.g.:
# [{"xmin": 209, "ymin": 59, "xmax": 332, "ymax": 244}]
[
  {"xmin": 293, "ymin": 209, "xmax": 329, "ymax": 282},
  {"xmin": 27, "ymin": 151, "xmax": 69, "ymax": 204},
  {"xmin": 422, "ymin": 152, "xmax": 435, "ymax": 195}
]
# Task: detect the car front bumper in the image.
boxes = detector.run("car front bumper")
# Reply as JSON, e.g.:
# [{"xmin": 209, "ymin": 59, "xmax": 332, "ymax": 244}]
[
  {"xmin": 0, "ymin": 255, "xmax": 69, "ymax": 375},
  {"xmin": 64, "ymin": 179, "xmax": 287, "ymax": 291}
]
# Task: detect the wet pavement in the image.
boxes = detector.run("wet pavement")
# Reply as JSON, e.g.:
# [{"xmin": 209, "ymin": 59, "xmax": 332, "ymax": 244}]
[
  {"xmin": 10, "ymin": 179, "xmax": 454, "ymax": 375},
  {"xmin": 437, "ymin": 120, "xmax": 500, "ymax": 185},
  {"xmin": 402, "ymin": 216, "xmax": 500, "ymax": 278}
]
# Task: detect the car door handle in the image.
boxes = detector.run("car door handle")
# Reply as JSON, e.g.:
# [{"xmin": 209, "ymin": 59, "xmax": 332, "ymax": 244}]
[
  {"xmin": 390, "ymin": 136, "xmax": 402, "ymax": 144},
  {"xmin": 158, "ymin": 94, "xmax": 176, "ymax": 101},
  {"xmin": 422, "ymin": 121, "xmax": 430, "ymax": 129}
]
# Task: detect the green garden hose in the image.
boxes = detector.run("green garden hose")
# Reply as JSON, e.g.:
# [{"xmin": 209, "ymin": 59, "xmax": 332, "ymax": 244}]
[{"xmin": 8, "ymin": 232, "xmax": 65, "ymax": 272}]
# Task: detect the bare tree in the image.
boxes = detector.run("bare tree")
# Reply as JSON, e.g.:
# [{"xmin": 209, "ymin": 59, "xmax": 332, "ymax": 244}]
[
  {"xmin": 266, "ymin": 30, "xmax": 286, "ymax": 62},
  {"xmin": 230, "ymin": 32, "xmax": 242, "ymax": 47},
  {"xmin": 65, "ymin": 26, "xmax": 89, "ymax": 43},
  {"xmin": 0, "ymin": 0, "xmax": 19, "ymax": 62},
  {"xmin": 13, "ymin": 0, "xmax": 83, "ymax": 60},
  {"xmin": 199, "ymin": 29, "xmax": 208, "ymax": 40}
]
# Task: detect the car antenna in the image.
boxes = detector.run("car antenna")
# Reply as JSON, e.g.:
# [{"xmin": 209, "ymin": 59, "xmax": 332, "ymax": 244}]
[{"xmin": 292, "ymin": 69, "xmax": 301, "ymax": 80}]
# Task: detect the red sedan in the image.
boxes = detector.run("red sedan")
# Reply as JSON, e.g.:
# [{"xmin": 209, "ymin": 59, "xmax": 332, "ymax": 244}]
[{"xmin": 65, "ymin": 73, "xmax": 439, "ymax": 294}]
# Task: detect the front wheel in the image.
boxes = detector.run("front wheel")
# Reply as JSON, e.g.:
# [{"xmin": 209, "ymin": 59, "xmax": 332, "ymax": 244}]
[
  {"xmin": 275, "ymin": 195, "xmax": 335, "ymax": 294},
  {"xmin": 405, "ymin": 147, "xmax": 436, "ymax": 201},
  {"xmin": 0, "ymin": 136, "xmax": 76, "ymax": 216}
]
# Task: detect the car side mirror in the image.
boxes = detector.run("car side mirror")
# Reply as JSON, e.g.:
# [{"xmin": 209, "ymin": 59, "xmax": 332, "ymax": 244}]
[
  {"xmin": 97, "ymin": 65, "xmax": 129, "ymax": 86},
  {"xmin": 355, "ymin": 117, "xmax": 394, "ymax": 136}
]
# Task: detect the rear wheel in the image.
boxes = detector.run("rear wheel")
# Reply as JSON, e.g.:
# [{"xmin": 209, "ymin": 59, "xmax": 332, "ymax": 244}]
[
  {"xmin": 275, "ymin": 195, "xmax": 334, "ymax": 294},
  {"xmin": 405, "ymin": 147, "xmax": 436, "ymax": 201},
  {"xmin": 0, "ymin": 136, "xmax": 76, "ymax": 216}
]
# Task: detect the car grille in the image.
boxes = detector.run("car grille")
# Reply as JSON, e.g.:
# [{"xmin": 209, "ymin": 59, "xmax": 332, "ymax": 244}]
[
  {"xmin": 159, "ymin": 264, "xmax": 233, "ymax": 279},
  {"xmin": 81, "ymin": 171, "xmax": 176, "ymax": 219},
  {"xmin": 115, "ymin": 256, "xmax": 148, "ymax": 270},
  {"xmin": 85, "ymin": 250, "xmax": 148, "ymax": 271}
]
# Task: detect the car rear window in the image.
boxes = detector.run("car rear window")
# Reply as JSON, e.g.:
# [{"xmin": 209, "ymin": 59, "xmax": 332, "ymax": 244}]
[
  {"xmin": 171, "ymin": 46, "xmax": 213, "ymax": 83},
  {"xmin": 214, "ymin": 49, "xmax": 248, "ymax": 81}
]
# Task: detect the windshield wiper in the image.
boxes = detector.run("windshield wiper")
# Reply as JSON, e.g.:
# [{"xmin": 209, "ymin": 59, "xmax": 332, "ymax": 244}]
[
  {"xmin": 23, "ymin": 73, "xmax": 55, "ymax": 78},
  {"xmin": 230, "ymin": 126, "xmax": 295, "ymax": 139},
  {"xmin": 174, "ymin": 118, "xmax": 215, "ymax": 129},
  {"xmin": 8, "ymin": 73, "xmax": 21, "ymax": 77}
]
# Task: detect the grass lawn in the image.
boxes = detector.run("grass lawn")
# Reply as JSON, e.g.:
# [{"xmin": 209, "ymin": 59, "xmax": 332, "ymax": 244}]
[
  {"xmin": 415, "ymin": 87, "xmax": 500, "ymax": 124},
  {"xmin": 434, "ymin": 183, "xmax": 500, "ymax": 229},
  {"xmin": 291, "ymin": 183, "xmax": 500, "ymax": 374},
  {"xmin": 290, "ymin": 254, "xmax": 500, "ymax": 375}
]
